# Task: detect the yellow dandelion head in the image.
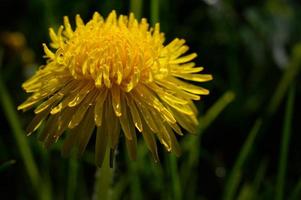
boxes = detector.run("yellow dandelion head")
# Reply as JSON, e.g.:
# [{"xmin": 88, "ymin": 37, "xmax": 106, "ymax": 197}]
[{"xmin": 18, "ymin": 11, "xmax": 212, "ymax": 166}]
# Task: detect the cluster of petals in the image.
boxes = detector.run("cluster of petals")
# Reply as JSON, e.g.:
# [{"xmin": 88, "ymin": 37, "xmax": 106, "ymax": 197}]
[{"xmin": 18, "ymin": 11, "xmax": 212, "ymax": 166}]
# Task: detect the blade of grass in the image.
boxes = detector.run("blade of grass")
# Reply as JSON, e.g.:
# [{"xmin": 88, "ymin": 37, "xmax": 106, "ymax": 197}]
[
  {"xmin": 182, "ymin": 91, "xmax": 235, "ymax": 151},
  {"xmin": 0, "ymin": 77, "xmax": 41, "ymax": 194},
  {"xmin": 239, "ymin": 159, "xmax": 267, "ymax": 200},
  {"xmin": 181, "ymin": 91, "xmax": 235, "ymax": 192},
  {"xmin": 275, "ymin": 85, "xmax": 295, "ymax": 200},
  {"xmin": 267, "ymin": 44, "xmax": 301, "ymax": 115},
  {"xmin": 150, "ymin": 0, "xmax": 159, "ymax": 25},
  {"xmin": 253, "ymin": 159, "xmax": 268, "ymax": 196},
  {"xmin": 130, "ymin": 0, "xmax": 143, "ymax": 19},
  {"xmin": 224, "ymin": 43, "xmax": 301, "ymax": 200},
  {"xmin": 223, "ymin": 118, "xmax": 262, "ymax": 200},
  {"xmin": 200, "ymin": 91, "xmax": 235, "ymax": 131}
]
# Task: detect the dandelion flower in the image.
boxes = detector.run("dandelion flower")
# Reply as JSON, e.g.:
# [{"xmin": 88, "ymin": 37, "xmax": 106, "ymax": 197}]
[{"xmin": 18, "ymin": 11, "xmax": 212, "ymax": 166}]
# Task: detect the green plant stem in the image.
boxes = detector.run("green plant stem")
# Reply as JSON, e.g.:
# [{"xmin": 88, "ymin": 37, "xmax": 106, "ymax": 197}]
[
  {"xmin": 130, "ymin": 0, "xmax": 143, "ymax": 19},
  {"xmin": 0, "ymin": 77, "xmax": 40, "ymax": 193},
  {"xmin": 128, "ymin": 159, "xmax": 142, "ymax": 200},
  {"xmin": 275, "ymin": 85, "xmax": 295, "ymax": 200},
  {"xmin": 150, "ymin": 0, "xmax": 159, "ymax": 25},
  {"xmin": 169, "ymin": 154, "xmax": 182, "ymax": 200},
  {"xmin": 67, "ymin": 155, "xmax": 79, "ymax": 200},
  {"xmin": 223, "ymin": 119, "xmax": 262, "ymax": 200},
  {"xmin": 93, "ymin": 148, "xmax": 113, "ymax": 200}
]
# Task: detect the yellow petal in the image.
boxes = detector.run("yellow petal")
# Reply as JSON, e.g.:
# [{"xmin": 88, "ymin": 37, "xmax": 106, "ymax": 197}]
[
  {"xmin": 174, "ymin": 73, "xmax": 213, "ymax": 82},
  {"xmin": 126, "ymin": 96, "xmax": 143, "ymax": 132},
  {"xmin": 26, "ymin": 108, "xmax": 50, "ymax": 135},
  {"xmin": 94, "ymin": 89, "xmax": 108, "ymax": 126},
  {"xmin": 76, "ymin": 107, "xmax": 95, "ymax": 156},
  {"xmin": 169, "ymin": 53, "xmax": 197, "ymax": 64},
  {"xmin": 119, "ymin": 94, "xmax": 133, "ymax": 140},
  {"xmin": 111, "ymin": 85, "xmax": 122, "ymax": 117},
  {"xmin": 141, "ymin": 119, "xmax": 159, "ymax": 162},
  {"xmin": 68, "ymin": 90, "xmax": 97, "ymax": 129}
]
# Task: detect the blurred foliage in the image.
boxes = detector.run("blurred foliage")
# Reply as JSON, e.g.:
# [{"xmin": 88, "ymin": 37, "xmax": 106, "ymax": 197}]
[{"xmin": 1, "ymin": 0, "xmax": 301, "ymax": 200}]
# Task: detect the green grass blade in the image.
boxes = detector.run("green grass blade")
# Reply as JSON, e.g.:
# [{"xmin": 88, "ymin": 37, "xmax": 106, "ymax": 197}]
[
  {"xmin": 181, "ymin": 91, "xmax": 235, "ymax": 193},
  {"xmin": 275, "ymin": 85, "xmax": 295, "ymax": 200},
  {"xmin": 182, "ymin": 90, "xmax": 235, "ymax": 150},
  {"xmin": 150, "ymin": 0, "xmax": 159, "ymax": 25},
  {"xmin": 253, "ymin": 159, "xmax": 268, "ymax": 196},
  {"xmin": 130, "ymin": 0, "xmax": 143, "ymax": 19},
  {"xmin": 199, "ymin": 91, "xmax": 235, "ymax": 131},
  {"xmin": 267, "ymin": 44, "xmax": 301, "ymax": 115},
  {"xmin": 223, "ymin": 119, "xmax": 262, "ymax": 200},
  {"xmin": 0, "ymin": 77, "xmax": 41, "ymax": 192}
]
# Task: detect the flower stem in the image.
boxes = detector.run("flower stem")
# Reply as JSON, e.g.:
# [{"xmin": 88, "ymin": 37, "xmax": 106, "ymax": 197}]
[
  {"xmin": 66, "ymin": 155, "xmax": 79, "ymax": 200},
  {"xmin": 93, "ymin": 148, "xmax": 114, "ymax": 200},
  {"xmin": 169, "ymin": 154, "xmax": 182, "ymax": 200}
]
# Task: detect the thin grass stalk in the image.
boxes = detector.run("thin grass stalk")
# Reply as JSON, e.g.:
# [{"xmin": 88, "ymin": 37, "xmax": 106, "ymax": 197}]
[
  {"xmin": 183, "ymin": 91, "xmax": 235, "ymax": 163},
  {"xmin": 0, "ymin": 77, "xmax": 41, "ymax": 197},
  {"xmin": 275, "ymin": 85, "xmax": 295, "ymax": 200},
  {"xmin": 181, "ymin": 90, "xmax": 235, "ymax": 194},
  {"xmin": 130, "ymin": 0, "xmax": 142, "ymax": 19},
  {"xmin": 267, "ymin": 44, "xmax": 301, "ymax": 115},
  {"xmin": 150, "ymin": 0, "xmax": 159, "ymax": 25},
  {"xmin": 200, "ymin": 91, "xmax": 235, "ymax": 131},
  {"xmin": 253, "ymin": 159, "xmax": 268, "ymax": 196},
  {"xmin": 223, "ymin": 119, "xmax": 262, "ymax": 200}
]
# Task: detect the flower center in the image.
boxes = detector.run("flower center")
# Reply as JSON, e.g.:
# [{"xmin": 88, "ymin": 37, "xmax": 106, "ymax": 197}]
[{"xmin": 61, "ymin": 21, "xmax": 163, "ymax": 92}]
